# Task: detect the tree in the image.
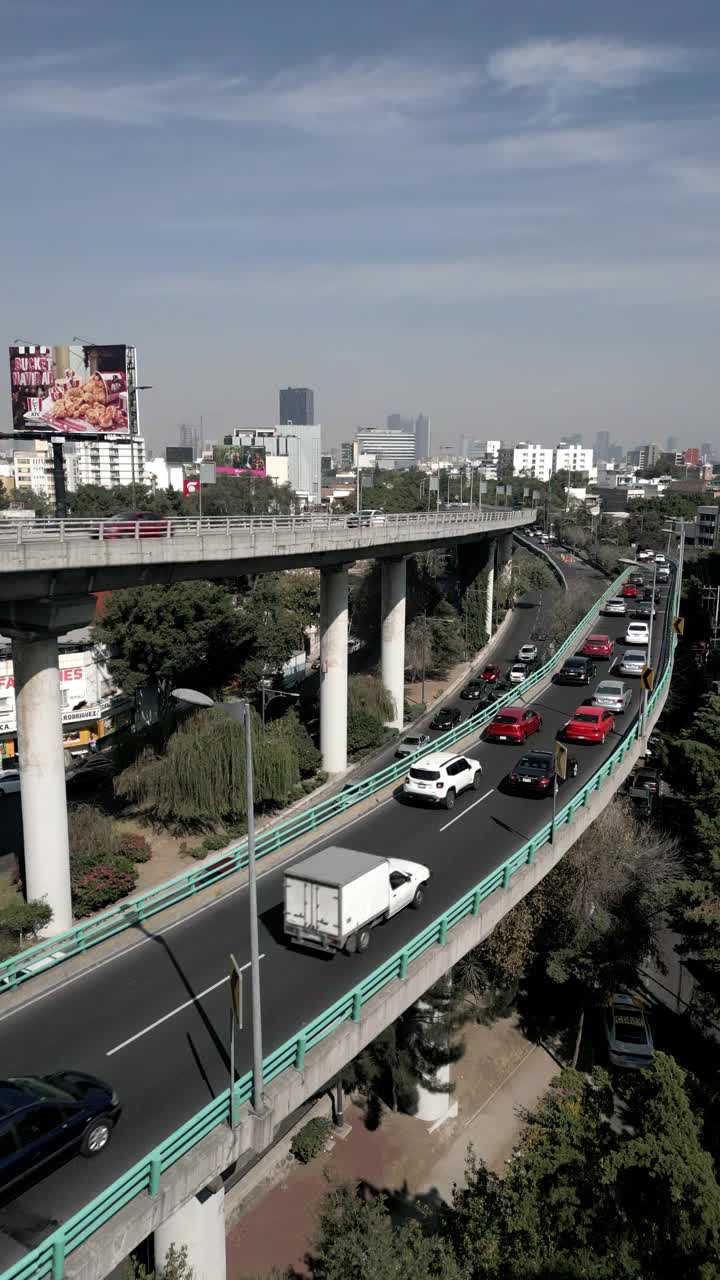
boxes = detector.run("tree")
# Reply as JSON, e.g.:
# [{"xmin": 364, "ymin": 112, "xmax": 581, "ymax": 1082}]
[
  {"xmin": 95, "ymin": 581, "xmax": 252, "ymax": 708},
  {"xmin": 310, "ymin": 1181, "xmax": 463, "ymax": 1280},
  {"xmin": 125, "ymin": 1244, "xmax": 194, "ymax": 1279},
  {"xmin": 70, "ymin": 484, "xmax": 183, "ymax": 517},
  {"xmin": 0, "ymin": 479, "xmax": 8, "ymax": 511},
  {"xmin": 346, "ymin": 675, "xmax": 394, "ymax": 756},
  {"xmin": 231, "ymin": 574, "xmax": 310, "ymax": 692},
  {"xmin": 183, "ymin": 474, "xmax": 294, "ymax": 516},
  {"xmin": 461, "ymin": 569, "xmax": 489, "ymax": 656},
  {"xmin": 405, "ymin": 617, "xmax": 434, "ymax": 683},
  {"xmin": 430, "ymin": 602, "xmax": 465, "ymax": 675}
]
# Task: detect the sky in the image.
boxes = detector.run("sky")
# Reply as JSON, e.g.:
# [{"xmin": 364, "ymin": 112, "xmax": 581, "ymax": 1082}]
[{"xmin": 1, "ymin": 0, "xmax": 719, "ymax": 453}]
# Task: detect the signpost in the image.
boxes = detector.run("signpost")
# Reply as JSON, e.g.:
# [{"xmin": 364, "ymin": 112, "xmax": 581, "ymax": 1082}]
[
  {"xmin": 228, "ymin": 952, "xmax": 243, "ymax": 1129},
  {"xmin": 640, "ymin": 666, "xmax": 654, "ymax": 692},
  {"xmin": 673, "ymin": 616, "xmax": 685, "ymax": 636}
]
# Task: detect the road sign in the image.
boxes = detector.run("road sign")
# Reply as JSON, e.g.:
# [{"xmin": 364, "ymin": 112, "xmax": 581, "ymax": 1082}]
[
  {"xmin": 553, "ymin": 741, "xmax": 568, "ymax": 781},
  {"xmin": 641, "ymin": 666, "xmax": 654, "ymax": 691},
  {"xmin": 673, "ymin": 616, "xmax": 685, "ymax": 636},
  {"xmin": 229, "ymin": 954, "xmax": 243, "ymax": 1027}
]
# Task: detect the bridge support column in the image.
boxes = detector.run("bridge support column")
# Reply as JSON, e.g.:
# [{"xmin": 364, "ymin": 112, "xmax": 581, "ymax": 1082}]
[
  {"xmin": 380, "ymin": 557, "xmax": 406, "ymax": 730},
  {"xmin": 498, "ymin": 531, "xmax": 514, "ymax": 594},
  {"xmin": 0, "ymin": 595, "xmax": 97, "ymax": 936},
  {"xmin": 320, "ymin": 565, "xmax": 349, "ymax": 774},
  {"xmin": 154, "ymin": 1183, "xmax": 226, "ymax": 1280},
  {"xmin": 485, "ymin": 540, "xmax": 496, "ymax": 639}
]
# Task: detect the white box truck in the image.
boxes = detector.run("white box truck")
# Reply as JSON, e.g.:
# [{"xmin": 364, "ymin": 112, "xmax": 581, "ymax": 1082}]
[{"xmin": 283, "ymin": 846, "xmax": 430, "ymax": 955}]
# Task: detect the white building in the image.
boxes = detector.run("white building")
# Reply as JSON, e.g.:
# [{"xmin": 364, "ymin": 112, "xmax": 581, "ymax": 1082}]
[
  {"xmin": 229, "ymin": 425, "xmax": 320, "ymax": 504},
  {"xmin": 353, "ymin": 428, "xmax": 416, "ymax": 470},
  {"xmin": 66, "ymin": 437, "xmax": 146, "ymax": 491},
  {"xmin": 512, "ymin": 443, "xmax": 554, "ymax": 483},
  {"xmin": 13, "ymin": 440, "xmax": 56, "ymax": 502},
  {"xmin": 554, "ymin": 444, "xmax": 594, "ymax": 475}
]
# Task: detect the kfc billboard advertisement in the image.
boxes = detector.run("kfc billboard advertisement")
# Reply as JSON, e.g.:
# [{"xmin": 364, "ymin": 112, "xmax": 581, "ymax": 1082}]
[
  {"xmin": 10, "ymin": 343, "xmax": 132, "ymax": 434},
  {"xmin": 213, "ymin": 445, "xmax": 266, "ymax": 477}
]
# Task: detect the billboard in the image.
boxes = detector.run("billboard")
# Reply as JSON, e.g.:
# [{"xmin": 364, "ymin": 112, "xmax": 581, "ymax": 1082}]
[
  {"xmin": 10, "ymin": 343, "xmax": 131, "ymax": 434},
  {"xmin": 212, "ymin": 444, "xmax": 266, "ymax": 477}
]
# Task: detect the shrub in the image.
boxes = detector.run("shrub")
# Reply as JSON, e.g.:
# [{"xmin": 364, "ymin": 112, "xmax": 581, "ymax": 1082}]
[
  {"xmin": 404, "ymin": 701, "xmax": 426, "ymax": 722},
  {"xmin": 116, "ymin": 832, "xmax": 152, "ymax": 862},
  {"xmin": 189, "ymin": 846, "xmax": 207, "ymax": 860},
  {"xmin": 0, "ymin": 898, "xmax": 52, "ymax": 943},
  {"xmin": 201, "ymin": 834, "xmax": 227, "ymax": 852},
  {"xmin": 347, "ymin": 707, "xmax": 386, "ymax": 756},
  {"xmin": 277, "ymin": 708, "xmax": 321, "ymax": 777},
  {"xmin": 72, "ymin": 859, "xmax": 138, "ymax": 917},
  {"xmin": 290, "ymin": 1116, "xmax": 333, "ymax": 1164},
  {"xmin": 68, "ymin": 803, "xmax": 118, "ymax": 862}
]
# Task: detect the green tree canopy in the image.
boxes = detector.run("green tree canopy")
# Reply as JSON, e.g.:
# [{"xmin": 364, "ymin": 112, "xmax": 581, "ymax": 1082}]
[{"xmin": 70, "ymin": 484, "xmax": 184, "ymax": 517}]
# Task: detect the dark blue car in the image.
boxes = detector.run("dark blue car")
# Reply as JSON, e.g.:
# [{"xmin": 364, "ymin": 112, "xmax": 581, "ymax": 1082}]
[{"xmin": 0, "ymin": 1071, "xmax": 120, "ymax": 1197}]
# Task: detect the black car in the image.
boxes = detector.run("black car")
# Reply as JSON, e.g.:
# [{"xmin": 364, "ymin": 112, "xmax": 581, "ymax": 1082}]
[
  {"xmin": 0, "ymin": 1071, "xmax": 120, "ymax": 1198},
  {"xmin": 460, "ymin": 681, "xmax": 490, "ymax": 702},
  {"xmin": 555, "ymin": 656, "xmax": 597, "ymax": 685},
  {"xmin": 505, "ymin": 750, "xmax": 579, "ymax": 795},
  {"xmin": 630, "ymin": 768, "xmax": 661, "ymax": 795},
  {"xmin": 430, "ymin": 706, "xmax": 464, "ymax": 730},
  {"xmin": 631, "ymin": 602, "xmax": 655, "ymax": 621},
  {"xmin": 642, "ymin": 588, "xmax": 661, "ymax": 603}
]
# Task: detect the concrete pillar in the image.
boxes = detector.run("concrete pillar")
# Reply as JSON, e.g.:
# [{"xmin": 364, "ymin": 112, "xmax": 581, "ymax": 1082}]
[
  {"xmin": 13, "ymin": 634, "xmax": 73, "ymax": 933},
  {"xmin": 320, "ymin": 565, "xmax": 349, "ymax": 774},
  {"xmin": 154, "ymin": 1184, "xmax": 226, "ymax": 1280},
  {"xmin": 498, "ymin": 531, "xmax": 514, "ymax": 590},
  {"xmin": 415, "ymin": 1060, "xmax": 459, "ymax": 1131},
  {"xmin": 380, "ymin": 557, "xmax": 406, "ymax": 730},
  {"xmin": 485, "ymin": 540, "xmax": 496, "ymax": 639}
]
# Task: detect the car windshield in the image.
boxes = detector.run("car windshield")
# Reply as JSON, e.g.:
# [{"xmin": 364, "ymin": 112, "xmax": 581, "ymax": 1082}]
[
  {"xmin": 520, "ymin": 754, "xmax": 550, "ymax": 768},
  {"xmin": 402, "ymin": 737, "xmax": 423, "ymax": 747},
  {"xmin": 7, "ymin": 1075, "xmax": 75, "ymax": 1103},
  {"xmin": 564, "ymin": 660, "xmax": 584, "ymax": 670},
  {"xmin": 624, "ymin": 653, "xmax": 646, "ymax": 664},
  {"xmin": 494, "ymin": 714, "xmax": 518, "ymax": 724},
  {"xmin": 573, "ymin": 713, "xmax": 598, "ymax": 724},
  {"xmin": 600, "ymin": 686, "xmax": 623, "ymax": 697},
  {"xmin": 612, "ymin": 1010, "xmax": 649, "ymax": 1045},
  {"xmin": 409, "ymin": 767, "xmax": 440, "ymax": 781}
]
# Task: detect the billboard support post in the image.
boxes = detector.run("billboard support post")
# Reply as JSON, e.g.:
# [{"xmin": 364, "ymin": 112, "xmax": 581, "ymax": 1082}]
[{"xmin": 51, "ymin": 440, "xmax": 67, "ymax": 519}]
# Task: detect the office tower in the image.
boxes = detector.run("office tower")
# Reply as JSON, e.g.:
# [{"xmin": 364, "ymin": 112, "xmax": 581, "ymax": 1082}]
[
  {"xmin": 279, "ymin": 387, "xmax": 314, "ymax": 425},
  {"xmin": 354, "ymin": 427, "xmax": 416, "ymax": 469},
  {"xmin": 667, "ymin": 435, "xmax": 679, "ymax": 453},
  {"xmin": 387, "ymin": 413, "xmax": 414, "ymax": 433},
  {"xmin": 701, "ymin": 442, "xmax": 713, "ymax": 462},
  {"xmin": 340, "ymin": 441, "xmax": 354, "ymax": 469},
  {"xmin": 179, "ymin": 423, "xmax": 200, "ymax": 458},
  {"xmin": 414, "ymin": 414, "xmax": 430, "ymax": 461}
]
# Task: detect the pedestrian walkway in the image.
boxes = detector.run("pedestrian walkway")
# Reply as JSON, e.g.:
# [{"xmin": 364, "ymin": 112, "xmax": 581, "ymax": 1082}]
[{"xmin": 225, "ymin": 1017, "xmax": 561, "ymax": 1279}]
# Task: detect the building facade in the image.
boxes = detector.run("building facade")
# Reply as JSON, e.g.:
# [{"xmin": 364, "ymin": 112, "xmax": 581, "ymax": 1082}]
[
  {"xmin": 279, "ymin": 387, "xmax": 314, "ymax": 426},
  {"xmin": 354, "ymin": 427, "xmax": 416, "ymax": 469},
  {"xmin": 512, "ymin": 443, "xmax": 553, "ymax": 482},
  {"xmin": 66, "ymin": 437, "xmax": 146, "ymax": 491},
  {"xmin": 415, "ymin": 414, "xmax": 431, "ymax": 461},
  {"xmin": 554, "ymin": 444, "xmax": 594, "ymax": 475},
  {"xmin": 229, "ymin": 425, "xmax": 321, "ymax": 504},
  {"xmin": 13, "ymin": 440, "xmax": 55, "ymax": 502},
  {"xmin": 340, "ymin": 441, "xmax": 354, "ymax": 469}
]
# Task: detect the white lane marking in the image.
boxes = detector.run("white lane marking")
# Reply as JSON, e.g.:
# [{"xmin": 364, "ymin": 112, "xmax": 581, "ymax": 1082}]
[
  {"xmin": 105, "ymin": 955, "xmax": 264, "ymax": 1057},
  {"xmin": 439, "ymin": 788, "xmax": 494, "ymax": 832}
]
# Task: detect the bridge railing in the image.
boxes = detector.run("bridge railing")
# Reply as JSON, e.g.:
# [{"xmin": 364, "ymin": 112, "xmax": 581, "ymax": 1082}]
[
  {"xmin": 2, "ymin": 570, "xmax": 676, "ymax": 1280},
  {"xmin": 0, "ymin": 563, "xmax": 628, "ymax": 993},
  {"xmin": 0, "ymin": 508, "xmax": 532, "ymax": 544}
]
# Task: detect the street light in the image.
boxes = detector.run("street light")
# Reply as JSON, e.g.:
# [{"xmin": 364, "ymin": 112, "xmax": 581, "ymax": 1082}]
[{"xmin": 171, "ymin": 687, "xmax": 264, "ymax": 1114}]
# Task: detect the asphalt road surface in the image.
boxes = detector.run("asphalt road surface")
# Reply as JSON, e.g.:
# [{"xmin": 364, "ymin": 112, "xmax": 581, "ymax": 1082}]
[{"xmin": 0, "ymin": 552, "xmax": 669, "ymax": 1266}]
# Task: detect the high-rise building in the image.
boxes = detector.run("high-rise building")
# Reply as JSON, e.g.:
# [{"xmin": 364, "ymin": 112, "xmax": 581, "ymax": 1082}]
[
  {"xmin": 279, "ymin": 387, "xmax": 314, "ymax": 425},
  {"xmin": 179, "ymin": 423, "xmax": 200, "ymax": 458},
  {"xmin": 554, "ymin": 444, "xmax": 594, "ymax": 475},
  {"xmin": 229, "ymin": 424, "xmax": 321, "ymax": 504},
  {"xmin": 594, "ymin": 430, "xmax": 611, "ymax": 462},
  {"xmin": 414, "ymin": 414, "xmax": 431, "ymax": 461},
  {"xmin": 684, "ymin": 447, "xmax": 700, "ymax": 467},
  {"xmin": 66, "ymin": 437, "xmax": 146, "ymax": 491},
  {"xmin": 626, "ymin": 442, "xmax": 663, "ymax": 470},
  {"xmin": 667, "ymin": 435, "xmax": 679, "ymax": 453},
  {"xmin": 701, "ymin": 442, "xmax": 714, "ymax": 463},
  {"xmin": 512, "ymin": 443, "xmax": 553, "ymax": 482},
  {"xmin": 354, "ymin": 427, "xmax": 416, "ymax": 469},
  {"xmin": 12, "ymin": 439, "xmax": 56, "ymax": 503},
  {"xmin": 387, "ymin": 413, "xmax": 414, "ymax": 433},
  {"xmin": 340, "ymin": 441, "xmax": 354, "ymax": 469}
]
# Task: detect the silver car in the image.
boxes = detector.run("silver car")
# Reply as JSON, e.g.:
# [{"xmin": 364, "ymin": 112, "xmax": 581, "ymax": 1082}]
[
  {"xmin": 602, "ymin": 597, "xmax": 627, "ymax": 616},
  {"xmin": 395, "ymin": 733, "xmax": 431, "ymax": 759},
  {"xmin": 593, "ymin": 680, "xmax": 632, "ymax": 714},
  {"xmin": 618, "ymin": 649, "xmax": 647, "ymax": 677}
]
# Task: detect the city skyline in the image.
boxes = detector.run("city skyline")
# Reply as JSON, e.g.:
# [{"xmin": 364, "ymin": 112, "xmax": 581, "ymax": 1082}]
[{"xmin": 1, "ymin": 2, "xmax": 718, "ymax": 451}]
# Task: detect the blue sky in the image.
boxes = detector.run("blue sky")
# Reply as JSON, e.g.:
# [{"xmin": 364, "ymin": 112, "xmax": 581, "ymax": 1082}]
[{"xmin": 1, "ymin": 0, "xmax": 719, "ymax": 451}]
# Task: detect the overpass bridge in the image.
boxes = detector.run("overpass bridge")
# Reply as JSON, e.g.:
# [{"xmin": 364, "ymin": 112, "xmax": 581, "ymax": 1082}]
[
  {"xmin": 0, "ymin": 556, "xmax": 680, "ymax": 1280},
  {"xmin": 0, "ymin": 509, "xmax": 532, "ymax": 940}
]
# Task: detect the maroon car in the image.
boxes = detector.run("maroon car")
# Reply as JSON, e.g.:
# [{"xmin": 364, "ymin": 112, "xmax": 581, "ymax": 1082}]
[
  {"xmin": 96, "ymin": 511, "xmax": 171, "ymax": 540},
  {"xmin": 484, "ymin": 707, "xmax": 543, "ymax": 744}
]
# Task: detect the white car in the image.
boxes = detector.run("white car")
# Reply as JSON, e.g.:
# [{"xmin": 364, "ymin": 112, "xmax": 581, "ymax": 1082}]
[
  {"xmin": 604, "ymin": 993, "xmax": 654, "ymax": 1069},
  {"xmin": 618, "ymin": 649, "xmax": 647, "ymax": 677},
  {"xmin": 602, "ymin": 597, "xmax": 627, "ymax": 616},
  {"xmin": 657, "ymin": 566, "xmax": 671, "ymax": 582},
  {"xmin": 508, "ymin": 662, "xmax": 529, "ymax": 684},
  {"xmin": 624, "ymin": 622, "xmax": 650, "ymax": 646},
  {"xmin": 654, "ymin": 553, "xmax": 666, "ymax": 564},
  {"xmin": 593, "ymin": 680, "xmax": 633, "ymax": 714},
  {"xmin": 403, "ymin": 750, "xmax": 482, "ymax": 810},
  {"xmin": 636, "ymin": 549, "xmax": 654, "ymax": 562},
  {"xmin": 517, "ymin": 643, "xmax": 538, "ymax": 663},
  {"xmin": 0, "ymin": 770, "xmax": 21, "ymax": 797}
]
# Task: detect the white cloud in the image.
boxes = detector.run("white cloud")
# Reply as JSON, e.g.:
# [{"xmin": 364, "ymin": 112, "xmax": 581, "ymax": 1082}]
[
  {"xmin": 488, "ymin": 37, "xmax": 693, "ymax": 97},
  {"xmin": 0, "ymin": 55, "xmax": 480, "ymax": 133},
  {"xmin": 659, "ymin": 160, "xmax": 720, "ymax": 196}
]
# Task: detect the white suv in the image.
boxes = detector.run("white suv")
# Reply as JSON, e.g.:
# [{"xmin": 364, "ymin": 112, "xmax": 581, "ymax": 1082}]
[{"xmin": 403, "ymin": 751, "xmax": 482, "ymax": 810}]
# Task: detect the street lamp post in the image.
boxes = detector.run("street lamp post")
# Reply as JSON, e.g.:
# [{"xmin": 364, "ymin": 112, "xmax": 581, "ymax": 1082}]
[{"xmin": 172, "ymin": 688, "xmax": 265, "ymax": 1113}]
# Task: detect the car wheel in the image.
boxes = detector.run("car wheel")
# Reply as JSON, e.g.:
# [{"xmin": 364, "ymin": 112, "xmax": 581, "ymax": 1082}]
[
  {"xmin": 344, "ymin": 932, "xmax": 358, "ymax": 954},
  {"xmin": 357, "ymin": 928, "xmax": 371, "ymax": 953},
  {"xmin": 411, "ymin": 886, "xmax": 424, "ymax": 910},
  {"xmin": 81, "ymin": 1116, "xmax": 113, "ymax": 1157},
  {"xmin": 472, "ymin": 770, "xmax": 482, "ymax": 789},
  {"xmin": 444, "ymin": 788, "xmax": 456, "ymax": 810}
]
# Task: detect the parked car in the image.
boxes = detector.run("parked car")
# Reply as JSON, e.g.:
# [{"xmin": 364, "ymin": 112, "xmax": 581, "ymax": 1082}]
[
  {"xmin": 508, "ymin": 661, "xmax": 530, "ymax": 685},
  {"xmin": 505, "ymin": 749, "xmax": 579, "ymax": 795},
  {"xmin": 479, "ymin": 664, "xmax": 501, "ymax": 683},
  {"xmin": 403, "ymin": 751, "xmax": 482, "ymax": 809},
  {"xmin": 563, "ymin": 706, "xmax": 615, "ymax": 744},
  {"xmin": 621, "ymin": 583, "xmax": 638, "ymax": 599},
  {"xmin": 94, "ymin": 511, "xmax": 171, "ymax": 540},
  {"xmin": 618, "ymin": 649, "xmax": 647, "ymax": 677},
  {"xmin": 395, "ymin": 733, "xmax": 432, "ymax": 759},
  {"xmin": 555, "ymin": 656, "xmax": 597, "ymax": 686},
  {"xmin": 630, "ymin": 767, "xmax": 661, "ymax": 795},
  {"xmin": 593, "ymin": 680, "xmax": 633, "ymax": 715},
  {"xmin": 581, "ymin": 634, "xmax": 614, "ymax": 660},
  {"xmin": 460, "ymin": 680, "xmax": 490, "ymax": 702},
  {"xmin": 0, "ymin": 1071, "xmax": 121, "ymax": 1198},
  {"xmin": 430, "ymin": 706, "xmax": 464, "ymax": 731},
  {"xmin": 601, "ymin": 597, "xmax": 627, "ymax": 616},
  {"xmin": 624, "ymin": 621, "xmax": 650, "ymax": 646},
  {"xmin": 604, "ymin": 993, "xmax": 654, "ymax": 1069},
  {"xmin": 0, "ymin": 770, "xmax": 21, "ymax": 797},
  {"xmin": 484, "ymin": 707, "xmax": 543, "ymax": 744},
  {"xmin": 517, "ymin": 643, "xmax": 538, "ymax": 663}
]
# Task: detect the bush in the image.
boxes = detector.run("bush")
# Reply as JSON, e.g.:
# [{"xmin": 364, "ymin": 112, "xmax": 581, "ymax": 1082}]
[
  {"xmin": 201, "ymin": 834, "xmax": 227, "ymax": 852},
  {"xmin": 0, "ymin": 898, "xmax": 52, "ymax": 945},
  {"xmin": 404, "ymin": 701, "xmax": 426, "ymax": 722},
  {"xmin": 290, "ymin": 1115, "xmax": 333, "ymax": 1164},
  {"xmin": 116, "ymin": 832, "xmax": 153, "ymax": 862},
  {"xmin": 189, "ymin": 846, "xmax": 207, "ymax": 860},
  {"xmin": 72, "ymin": 859, "xmax": 138, "ymax": 917},
  {"xmin": 68, "ymin": 804, "xmax": 118, "ymax": 861},
  {"xmin": 277, "ymin": 708, "xmax": 321, "ymax": 777},
  {"xmin": 347, "ymin": 707, "xmax": 386, "ymax": 756}
]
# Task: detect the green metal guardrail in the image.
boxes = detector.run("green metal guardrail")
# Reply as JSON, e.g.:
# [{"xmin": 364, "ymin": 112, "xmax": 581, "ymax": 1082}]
[
  {"xmin": 0, "ymin": 566, "xmax": 632, "ymax": 994},
  {"xmin": 2, "ymin": 568, "xmax": 676, "ymax": 1280}
]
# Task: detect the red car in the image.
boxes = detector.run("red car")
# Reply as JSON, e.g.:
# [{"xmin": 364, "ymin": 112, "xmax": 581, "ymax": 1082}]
[
  {"xmin": 485, "ymin": 707, "xmax": 543, "ymax": 744},
  {"xmin": 621, "ymin": 583, "xmax": 638, "ymax": 598},
  {"xmin": 480, "ymin": 664, "xmax": 502, "ymax": 683},
  {"xmin": 96, "ymin": 510, "xmax": 172, "ymax": 540},
  {"xmin": 581, "ymin": 634, "xmax": 614, "ymax": 660},
  {"xmin": 564, "ymin": 706, "xmax": 615, "ymax": 744}
]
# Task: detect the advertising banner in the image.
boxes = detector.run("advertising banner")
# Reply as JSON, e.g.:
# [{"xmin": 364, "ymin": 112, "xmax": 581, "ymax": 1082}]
[
  {"xmin": 0, "ymin": 663, "xmax": 89, "ymax": 735},
  {"xmin": 9, "ymin": 343, "xmax": 131, "ymax": 434},
  {"xmin": 183, "ymin": 477, "xmax": 200, "ymax": 497},
  {"xmin": 213, "ymin": 444, "xmax": 266, "ymax": 477}
]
